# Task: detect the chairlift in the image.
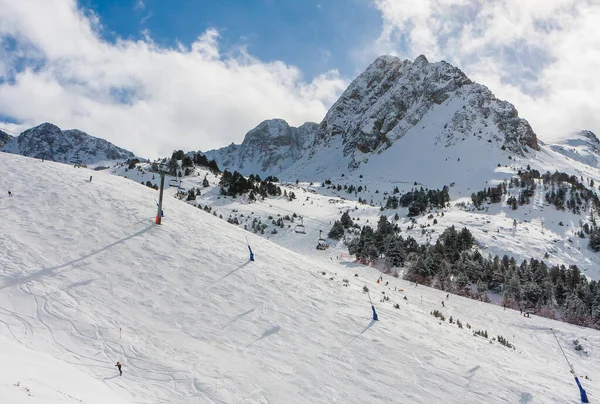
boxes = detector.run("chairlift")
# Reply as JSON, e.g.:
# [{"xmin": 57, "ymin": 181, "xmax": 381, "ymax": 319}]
[
  {"xmin": 295, "ymin": 217, "xmax": 306, "ymax": 234},
  {"xmin": 169, "ymin": 178, "xmax": 179, "ymax": 187},
  {"xmin": 316, "ymin": 229, "xmax": 329, "ymax": 250}
]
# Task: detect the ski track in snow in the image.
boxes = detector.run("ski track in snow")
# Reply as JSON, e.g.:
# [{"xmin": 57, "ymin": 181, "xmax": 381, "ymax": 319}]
[{"xmin": 0, "ymin": 152, "xmax": 599, "ymax": 403}]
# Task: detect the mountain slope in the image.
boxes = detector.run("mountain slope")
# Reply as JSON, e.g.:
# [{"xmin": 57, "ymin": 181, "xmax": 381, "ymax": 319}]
[
  {"xmin": 1, "ymin": 122, "xmax": 135, "ymax": 165},
  {"xmin": 1, "ymin": 151, "xmax": 598, "ymax": 403}
]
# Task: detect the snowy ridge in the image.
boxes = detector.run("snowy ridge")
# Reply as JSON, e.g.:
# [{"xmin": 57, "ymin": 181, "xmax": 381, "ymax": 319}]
[
  {"xmin": 1, "ymin": 122, "xmax": 136, "ymax": 165},
  {"xmin": 1, "ymin": 152, "xmax": 599, "ymax": 403}
]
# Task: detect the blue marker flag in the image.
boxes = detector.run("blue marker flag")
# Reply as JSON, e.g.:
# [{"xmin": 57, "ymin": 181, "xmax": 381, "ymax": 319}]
[
  {"xmin": 575, "ymin": 377, "xmax": 589, "ymax": 403},
  {"xmin": 248, "ymin": 245, "xmax": 254, "ymax": 262}
]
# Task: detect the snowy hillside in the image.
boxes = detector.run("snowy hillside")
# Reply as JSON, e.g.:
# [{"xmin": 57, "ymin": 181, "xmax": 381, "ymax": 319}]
[
  {"xmin": 549, "ymin": 130, "xmax": 600, "ymax": 168},
  {"xmin": 2, "ymin": 153, "xmax": 597, "ymax": 403},
  {"xmin": 1, "ymin": 122, "xmax": 136, "ymax": 165}
]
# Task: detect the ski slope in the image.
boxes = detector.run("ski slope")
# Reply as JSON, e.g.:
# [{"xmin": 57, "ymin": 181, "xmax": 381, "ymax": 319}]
[
  {"xmin": 0, "ymin": 333, "xmax": 131, "ymax": 403},
  {"xmin": 1, "ymin": 151, "xmax": 598, "ymax": 403}
]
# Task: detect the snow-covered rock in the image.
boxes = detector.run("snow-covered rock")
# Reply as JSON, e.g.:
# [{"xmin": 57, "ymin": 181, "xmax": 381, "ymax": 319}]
[{"xmin": 1, "ymin": 122, "xmax": 135, "ymax": 164}]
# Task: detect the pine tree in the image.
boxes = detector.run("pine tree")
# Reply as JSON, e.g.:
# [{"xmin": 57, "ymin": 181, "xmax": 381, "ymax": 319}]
[
  {"xmin": 340, "ymin": 211, "xmax": 354, "ymax": 228},
  {"xmin": 328, "ymin": 221, "xmax": 345, "ymax": 240}
]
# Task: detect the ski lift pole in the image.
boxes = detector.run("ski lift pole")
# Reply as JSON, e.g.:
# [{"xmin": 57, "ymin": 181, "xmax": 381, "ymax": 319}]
[
  {"xmin": 363, "ymin": 286, "xmax": 378, "ymax": 321},
  {"xmin": 156, "ymin": 172, "xmax": 166, "ymax": 224},
  {"xmin": 551, "ymin": 328, "xmax": 589, "ymax": 403}
]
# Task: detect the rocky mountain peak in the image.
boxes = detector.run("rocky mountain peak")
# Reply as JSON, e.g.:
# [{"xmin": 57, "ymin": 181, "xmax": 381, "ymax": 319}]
[
  {"xmin": 580, "ymin": 130, "xmax": 600, "ymax": 144},
  {"xmin": 1, "ymin": 122, "xmax": 135, "ymax": 164},
  {"xmin": 204, "ymin": 119, "xmax": 319, "ymax": 176},
  {"xmin": 316, "ymin": 54, "xmax": 538, "ymax": 169}
]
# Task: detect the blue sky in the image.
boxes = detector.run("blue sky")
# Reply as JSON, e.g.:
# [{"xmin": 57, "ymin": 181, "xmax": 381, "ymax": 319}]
[{"xmin": 81, "ymin": 0, "xmax": 382, "ymax": 80}]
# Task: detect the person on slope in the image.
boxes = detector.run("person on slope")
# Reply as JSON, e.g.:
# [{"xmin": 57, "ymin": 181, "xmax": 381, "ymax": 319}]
[
  {"xmin": 8, "ymin": 191, "xmax": 12, "ymax": 197},
  {"xmin": 115, "ymin": 361, "xmax": 122, "ymax": 376}
]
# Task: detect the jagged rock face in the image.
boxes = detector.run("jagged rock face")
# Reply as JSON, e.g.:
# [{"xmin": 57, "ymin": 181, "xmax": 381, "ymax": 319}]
[
  {"xmin": 316, "ymin": 55, "xmax": 538, "ymax": 168},
  {"xmin": 2, "ymin": 122, "xmax": 135, "ymax": 164},
  {"xmin": 0, "ymin": 129, "xmax": 12, "ymax": 148},
  {"xmin": 204, "ymin": 119, "xmax": 318, "ymax": 175},
  {"xmin": 549, "ymin": 130, "xmax": 600, "ymax": 168}
]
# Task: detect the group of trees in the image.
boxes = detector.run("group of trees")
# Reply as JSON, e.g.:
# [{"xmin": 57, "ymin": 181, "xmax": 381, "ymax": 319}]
[
  {"xmin": 540, "ymin": 171, "xmax": 600, "ymax": 215},
  {"xmin": 384, "ymin": 186, "xmax": 450, "ymax": 216},
  {"xmin": 343, "ymin": 215, "xmax": 408, "ymax": 266},
  {"xmin": 335, "ymin": 216, "xmax": 600, "ymax": 329},
  {"xmin": 471, "ymin": 179, "xmax": 535, "ymax": 210},
  {"xmin": 219, "ymin": 170, "xmax": 282, "ymax": 199},
  {"xmin": 157, "ymin": 150, "xmax": 220, "ymax": 177},
  {"xmin": 323, "ymin": 182, "xmax": 367, "ymax": 194},
  {"xmin": 328, "ymin": 211, "xmax": 357, "ymax": 240},
  {"xmin": 469, "ymin": 168, "xmax": 600, "ymax": 215}
]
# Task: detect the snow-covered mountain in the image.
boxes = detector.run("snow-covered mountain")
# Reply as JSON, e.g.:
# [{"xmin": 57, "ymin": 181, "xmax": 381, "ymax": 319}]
[
  {"xmin": 1, "ymin": 151, "xmax": 598, "ymax": 403},
  {"xmin": 205, "ymin": 119, "xmax": 318, "ymax": 175},
  {"xmin": 548, "ymin": 130, "xmax": 600, "ymax": 168},
  {"xmin": 205, "ymin": 55, "xmax": 538, "ymax": 178},
  {"xmin": 1, "ymin": 122, "xmax": 135, "ymax": 165}
]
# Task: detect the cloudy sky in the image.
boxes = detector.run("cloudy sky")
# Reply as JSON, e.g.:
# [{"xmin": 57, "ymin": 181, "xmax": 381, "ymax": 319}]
[{"xmin": 0, "ymin": 0, "xmax": 599, "ymax": 158}]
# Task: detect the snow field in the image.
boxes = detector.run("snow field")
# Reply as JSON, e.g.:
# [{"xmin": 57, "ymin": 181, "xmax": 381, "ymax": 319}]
[{"xmin": 1, "ymin": 152, "xmax": 598, "ymax": 403}]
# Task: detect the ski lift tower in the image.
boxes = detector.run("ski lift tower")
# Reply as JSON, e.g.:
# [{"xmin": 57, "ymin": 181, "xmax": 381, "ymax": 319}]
[{"xmin": 155, "ymin": 163, "xmax": 169, "ymax": 225}]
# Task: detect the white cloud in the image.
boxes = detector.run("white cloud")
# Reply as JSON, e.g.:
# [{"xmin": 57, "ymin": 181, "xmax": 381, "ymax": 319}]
[
  {"xmin": 140, "ymin": 11, "xmax": 153, "ymax": 25},
  {"xmin": 134, "ymin": 0, "xmax": 145, "ymax": 11},
  {"xmin": 368, "ymin": 0, "xmax": 600, "ymax": 142},
  {"xmin": 0, "ymin": 0, "xmax": 347, "ymax": 157}
]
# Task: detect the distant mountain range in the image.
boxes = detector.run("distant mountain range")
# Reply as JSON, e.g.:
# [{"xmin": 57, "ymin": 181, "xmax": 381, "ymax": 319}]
[{"xmin": 1, "ymin": 122, "xmax": 135, "ymax": 165}]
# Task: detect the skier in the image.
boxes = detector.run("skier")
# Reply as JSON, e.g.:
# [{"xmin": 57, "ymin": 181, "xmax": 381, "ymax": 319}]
[
  {"xmin": 442, "ymin": 301, "xmax": 445, "ymax": 307},
  {"xmin": 8, "ymin": 191, "xmax": 12, "ymax": 197},
  {"xmin": 89, "ymin": 175, "xmax": 93, "ymax": 182},
  {"xmin": 446, "ymin": 293, "xmax": 449, "ymax": 299},
  {"xmin": 115, "ymin": 361, "xmax": 122, "ymax": 376}
]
